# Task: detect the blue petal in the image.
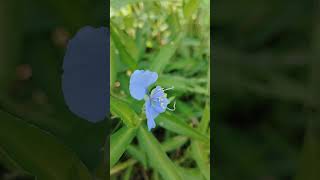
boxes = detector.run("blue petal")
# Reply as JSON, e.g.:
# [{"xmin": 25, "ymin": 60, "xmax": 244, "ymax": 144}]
[
  {"xmin": 129, "ymin": 70, "xmax": 158, "ymax": 100},
  {"xmin": 150, "ymin": 86, "xmax": 165, "ymax": 98},
  {"xmin": 150, "ymin": 86, "xmax": 169, "ymax": 113},
  {"xmin": 145, "ymin": 99, "xmax": 160, "ymax": 131},
  {"xmin": 62, "ymin": 26, "xmax": 109, "ymax": 122}
]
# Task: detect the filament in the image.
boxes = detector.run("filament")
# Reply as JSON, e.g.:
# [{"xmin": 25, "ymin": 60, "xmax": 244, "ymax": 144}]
[{"xmin": 163, "ymin": 86, "xmax": 174, "ymax": 91}]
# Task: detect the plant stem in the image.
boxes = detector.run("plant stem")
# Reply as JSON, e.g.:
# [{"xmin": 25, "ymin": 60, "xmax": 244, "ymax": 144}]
[{"xmin": 110, "ymin": 159, "xmax": 137, "ymax": 176}]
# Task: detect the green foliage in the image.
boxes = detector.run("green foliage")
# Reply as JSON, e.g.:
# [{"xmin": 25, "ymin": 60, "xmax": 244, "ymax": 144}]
[
  {"xmin": 110, "ymin": 0, "xmax": 210, "ymax": 179},
  {"xmin": 0, "ymin": 110, "xmax": 92, "ymax": 180},
  {"xmin": 110, "ymin": 126, "xmax": 137, "ymax": 167},
  {"xmin": 110, "ymin": 96, "xmax": 140, "ymax": 127},
  {"xmin": 137, "ymin": 126, "xmax": 182, "ymax": 180}
]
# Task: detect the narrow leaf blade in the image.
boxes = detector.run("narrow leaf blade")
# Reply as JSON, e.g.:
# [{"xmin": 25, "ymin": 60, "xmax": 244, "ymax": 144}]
[
  {"xmin": 110, "ymin": 95, "xmax": 140, "ymax": 127},
  {"xmin": 149, "ymin": 34, "xmax": 183, "ymax": 74},
  {"xmin": 157, "ymin": 113, "xmax": 209, "ymax": 143},
  {"xmin": 110, "ymin": 126, "xmax": 137, "ymax": 167},
  {"xmin": 137, "ymin": 126, "xmax": 182, "ymax": 180}
]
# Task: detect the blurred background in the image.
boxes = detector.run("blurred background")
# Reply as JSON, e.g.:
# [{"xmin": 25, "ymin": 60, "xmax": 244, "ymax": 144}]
[
  {"xmin": 0, "ymin": 0, "xmax": 108, "ymax": 179},
  {"xmin": 213, "ymin": 0, "xmax": 320, "ymax": 179}
]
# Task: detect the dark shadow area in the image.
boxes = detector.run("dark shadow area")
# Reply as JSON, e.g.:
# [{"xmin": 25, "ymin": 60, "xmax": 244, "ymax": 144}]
[{"xmin": 0, "ymin": 0, "xmax": 109, "ymax": 179}]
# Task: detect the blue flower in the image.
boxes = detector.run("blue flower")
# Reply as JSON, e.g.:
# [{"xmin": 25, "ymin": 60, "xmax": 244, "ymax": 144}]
[
  {"xmin": 129, "ymin": 70, "xmax": 158, "ymax": 100},
  {"xmin": 129, "ymin": 70, "xmax": 175, "ymax": 131}
]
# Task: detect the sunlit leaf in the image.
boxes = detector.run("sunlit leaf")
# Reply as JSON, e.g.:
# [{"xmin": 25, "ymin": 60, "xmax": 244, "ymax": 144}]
[
  {"xmin": 183, "ymin": 0, "xmax": 199, "ymax": 19},
  {"xmin": 110, "ymin": 95, "xmax": 140, "ymax": 127}
]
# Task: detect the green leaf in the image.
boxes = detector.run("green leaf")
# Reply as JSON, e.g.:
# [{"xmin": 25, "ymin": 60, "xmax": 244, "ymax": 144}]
[
  {"xmin": 126, "ymin": 145, "xmax": 147, "ymax": 168},
  {"xmin": 0, "ymin": 96, "xmax": 107, "ymax": 171},
  {"xmin": 110, "ymin": 23, "xmax": 137, "ymax": 70},
  {"xmin": 157, "ymin": 75, "xmax": 208, "ymax": 95},
  {"xmin": 137, "ymin": 126, "xmax": 182, "ymax": 180},
  {"xmin": 0, "ymin": 146, "xmax": 25, "ymax": 173},
  {"xmin": 111, "ymin": 0, "xmax": 140, "ymax": 9},
  {"xmin": 161, "ymin": 136, "xmax": 189, "ymax": 152},
  {"xmin": 110, "ymin": 95, "xmax": 140, "ymax": 127},
  {"xmin": 157, "ymin": 113, "xmax": 209, "ymax": 143},
  {"xmin": 191, "ymin": 141, "xmax": 210, "ymax": 180},
  {"xmin": 199, "ymin": 101, "xmax": 210, "ymax": 133},
  {"xmin": 123, "ymin": 164, "xmax": 133, "ymax": 180},
  {"xmin": 110, "ymin": 37, "xmax": 117, "ymax": 89},
  {"xmin": 0, "ymin": 110, "xmax": 92, "ymax": 180},
  {"xmin": 110, "ymin": 126, "xmax": 137, "ymax": 167},
  {"xmin": 149, "ymin": 34, "xmax": 184, "ymax": 74},
  {"xmin": 126, "ymin": 136, "xmax": 188, "ymax": 168},
  {"xmin": 177, "ymin": 166, "xmax": 205, "ymax": 180},
  {"xmin": 191, "ymin": 102, "xmax": 210, "ymax": 180},
  {"xmin": 183, "ymin": 0, "xmax": 200, "ymax": 19},
  {"xmin": 111, "ymin": 22, "xmax": 139, "ymax": 61},
  {"xmin": 110, "ymin": 159, "xmax": 136, "ymax": 176},
  {"xmin": 110, "ymin": 0, "xmax": 160, "ymax": 10}
]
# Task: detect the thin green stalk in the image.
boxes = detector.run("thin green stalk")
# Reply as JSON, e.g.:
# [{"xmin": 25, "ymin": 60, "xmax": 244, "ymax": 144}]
[{"xmin": 110, "ymin": 159, "xmax": 137, "ymax": 176}]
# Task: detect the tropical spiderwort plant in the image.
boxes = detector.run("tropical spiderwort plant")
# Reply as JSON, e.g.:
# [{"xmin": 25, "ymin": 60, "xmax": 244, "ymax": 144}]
[{"xmin": 129, "ymin": 70, "xmax": 175, "ymax": 131}]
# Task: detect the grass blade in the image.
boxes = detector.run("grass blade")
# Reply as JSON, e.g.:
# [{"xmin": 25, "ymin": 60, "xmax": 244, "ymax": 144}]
[
  {"xmin": 177, "ymin": 166, "xmax": 205, "ymax": 180},
  {"xmin": 157, "ymin": 75, "xmax": 208, "ymax": 95},
  {"xmin": 126, "ymin": 135, "xmax": 188, "ymax": 168},
  {"xmin": 127, "ymin": 145, "xmax": 147, "ymax": 168},
  {"xmin": 191, "ymin": 141, "xmax": 210, "ymax": 180},
  {"xmin": 110, "ymin": 95, "xmax": 140, "ymax": 127},
  {"xmin": 137, "ymin": 126, "xmax": 182, "ymax": 180},
  {"xmin": 149, "ymin": 34, "xmax": 184, "ymax": 74},
  {"xmin": 110, "ymin": 126, "xmax": 137, "ymax": 167},
  {"xmin": 110, "ymin": 37, "xmax": 117, "ymax": 89},
  {"xmin": 198, "ymin": 101, "xmax": 210, "ymax": 133},
  {"xmin": 157, "ymin": 113, "xmax": 209, "ymax": 143},
  {"xmin": 111, "ymin": 22, "xmax": 139, "ymax": 61},
  {"xmin": 110, "ymin": 23, "xmax": 137, "ymax": 70},
  {"xmin": 161, "ymin": 136, "xmax": 189, "ymax": 152}
]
